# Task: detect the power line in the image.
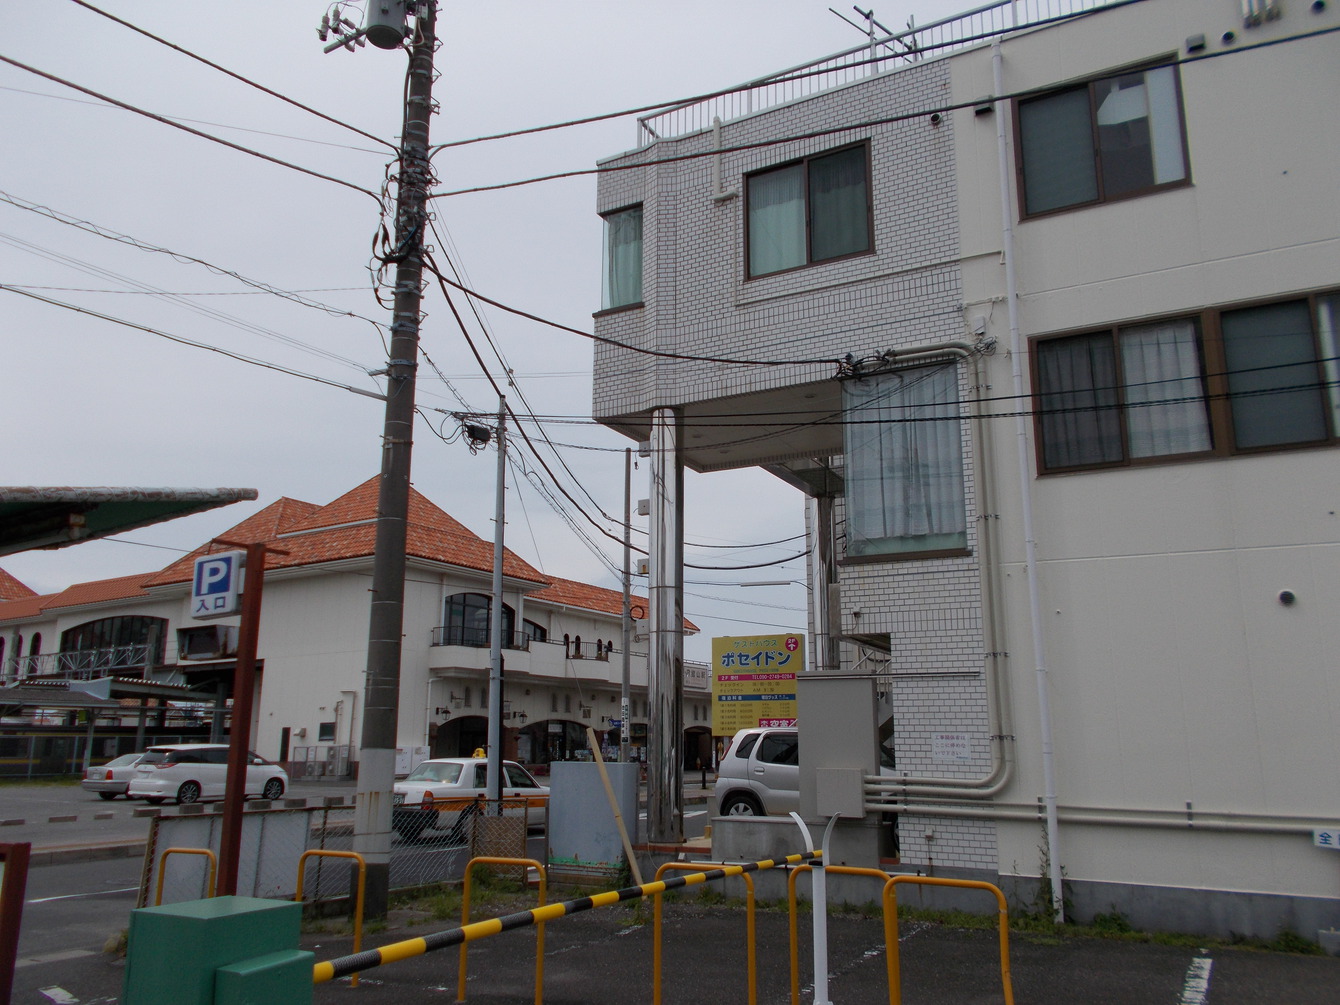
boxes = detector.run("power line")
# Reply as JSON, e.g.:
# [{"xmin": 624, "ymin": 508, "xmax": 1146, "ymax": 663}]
[
  {"xmin": 67, "ymin": 0, "xmax": 397, "ymax": 152},
  {"xmin": 0, "ymin": 190, "xmax": 388, "ymax": 333},
  {"xmin": 0, "ymin": 285, "xmax": 387, "ymax": 401},
  {"xmin": 427, "ymin": 25, "xmax": 1339, "ymax": 199},
  {"xmin": 0, "ymin": 54, "xmax": 383, "ymax": 203}
]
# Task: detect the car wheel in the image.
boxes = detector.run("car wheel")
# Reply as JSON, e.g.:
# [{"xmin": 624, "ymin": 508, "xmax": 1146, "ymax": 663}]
[
  {"xmin": 721, "ymin": 793, "xmax": 763, "ymax": 817},
  {"xmin": 176, "ymin": 781, "xmax": 201, "ymax": 805},
  {"xmin": 97, "ymin": 791, "xmax": 117, "ymax": 801},
  {"xmin": 144, "ymin": 797, "xmax": 165, "ymax": 805},
  {"xmin": 394, "ymin": 817, "xmax": 428, "ymax": 842},
  {"xmin": 262, "ymin": 778, "xmax": 285, "ymax": 801}
]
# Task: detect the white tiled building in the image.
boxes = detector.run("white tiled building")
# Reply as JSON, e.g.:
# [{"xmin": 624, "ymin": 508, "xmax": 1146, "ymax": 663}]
[
  {"xmin": 0, "ymin": 478, "xmax": 710, "ymax": 775},
  {"xmin": 592, "ymin": 0, "xmax": 1339, "ymax": 937}
]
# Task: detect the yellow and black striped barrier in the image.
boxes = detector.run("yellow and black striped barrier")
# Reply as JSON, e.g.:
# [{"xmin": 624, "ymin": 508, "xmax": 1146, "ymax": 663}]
[{"xmin": 312, "ymin": 849, "xmax": 819, "ymax": 985}]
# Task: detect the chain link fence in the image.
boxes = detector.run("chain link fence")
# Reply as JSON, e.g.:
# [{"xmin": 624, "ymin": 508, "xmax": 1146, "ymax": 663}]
[{"xmin": 139, "ymin": 796, "xmax": 545, "ymax": 908}]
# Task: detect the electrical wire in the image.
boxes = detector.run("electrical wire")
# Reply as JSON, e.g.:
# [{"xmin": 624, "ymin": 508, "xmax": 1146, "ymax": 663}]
[
  {"xmin": 0, "ymin": 285, "xmax": 386, "ymax": 401},
  {"xmin": 67, "ymin": 0, "xmax": 397, "ymax": 152},
  {"xmin": 0, "ymin": 190, "xmax": 388, "ymax": 336},
  {"xmin": 427, "ymin": 25, "xmax": 1339, "ymax": 200},
  {"xmin": 0, "ymin": 55, "xmax": 382, "ymax": 204}
]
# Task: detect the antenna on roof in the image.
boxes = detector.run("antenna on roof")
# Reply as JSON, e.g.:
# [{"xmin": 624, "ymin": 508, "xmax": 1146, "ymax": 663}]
[{"xmin": 828, "ymin": 6, "xmax": 921, "ymax": 66}]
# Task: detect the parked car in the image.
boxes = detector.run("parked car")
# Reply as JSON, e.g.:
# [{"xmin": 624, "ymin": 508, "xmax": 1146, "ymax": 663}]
[
  {"xmin": 81, "ymin": 752, "xmax": 146, "ymax": 799},
  {"xmin": 126, "ymin": 743, "xmax": 288, "ymax": 805},
  {"xmin": 713, "ymin": 726, "xmax": 895, "ymax": 817},
  {"xmin": 391, "ymin": 756, "xmax": 548, "ymax": 841}
]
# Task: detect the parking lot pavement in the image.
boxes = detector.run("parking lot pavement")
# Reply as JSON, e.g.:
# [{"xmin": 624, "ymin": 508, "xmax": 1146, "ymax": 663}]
[{"xmin": 15, "ymin": 898, "xmax": 1340, "ymax": 1005}]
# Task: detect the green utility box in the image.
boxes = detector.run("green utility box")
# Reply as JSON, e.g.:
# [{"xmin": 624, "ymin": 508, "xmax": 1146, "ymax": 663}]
[{"xmin": 122, "ymin": 895, "xmax": 310, "ymax": 1005}]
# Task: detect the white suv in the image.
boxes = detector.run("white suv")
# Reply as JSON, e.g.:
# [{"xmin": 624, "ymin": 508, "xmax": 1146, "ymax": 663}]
[
  {"xmin": 714, "ymin": 726, "xmax": 896, "ymax": 817},
  {"xmin": 714, "ymin": 727, "xmax": 800, "ymax": 817},
  {"xmin": 126, "ymin": 743, "xmax": 288, "ymax": 805}
]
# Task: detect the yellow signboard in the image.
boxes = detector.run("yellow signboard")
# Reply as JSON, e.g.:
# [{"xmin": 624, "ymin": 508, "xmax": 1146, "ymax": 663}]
[{"xmin": 711, "ymin": 634, "xmax": 803, "ymax": 735}]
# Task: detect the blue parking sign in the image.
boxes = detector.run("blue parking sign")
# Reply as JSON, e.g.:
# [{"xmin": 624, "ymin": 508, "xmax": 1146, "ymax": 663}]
[{"xmin": 192, "ymin": 550, "xmax": 245, "ymax": 620}]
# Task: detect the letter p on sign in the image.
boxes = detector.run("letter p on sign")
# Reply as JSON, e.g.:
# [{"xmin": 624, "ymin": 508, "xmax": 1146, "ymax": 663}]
[{"xmin": 192, "ymin": 550, "xmax": 245, "ymax": 620}]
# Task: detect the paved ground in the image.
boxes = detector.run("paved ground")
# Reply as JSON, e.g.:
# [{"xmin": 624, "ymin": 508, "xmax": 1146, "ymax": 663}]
[
  {"xmin": 14, "ymin": 895, "xmax": 1340, "ymax": 1004},
  {"xmin": 8, "ymin": 780, "xmax": 1340, "ymax": 1003}
]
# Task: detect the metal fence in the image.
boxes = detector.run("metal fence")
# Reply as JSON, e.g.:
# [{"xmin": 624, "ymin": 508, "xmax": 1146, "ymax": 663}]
[
  {"xmin": 636, "ymin": 0, "xmax": 1132, "ymax": 143},
  {"xmin": 140, "ymin": 796, "xmax": 542, "ymax": 909}
]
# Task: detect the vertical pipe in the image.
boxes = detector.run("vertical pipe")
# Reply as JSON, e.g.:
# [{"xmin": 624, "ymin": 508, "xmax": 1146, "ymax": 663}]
[
  {"xmin": 647, "ymin": 407, "xmax": 684, "ymax": 843},
  {"xmin": 487, "ymin": 398, "xmax": 507, "ymax": 803},
  {"xmin": 994, "ymin": 39, "xmax": 1064, "ymax": 923},
  {"xmin": 621, "ymin": 448, "xmax": 632, "ymax": 763},
  {"xmin": 806, "ymin": 493, "xmax": 839, "ymax": 674}
]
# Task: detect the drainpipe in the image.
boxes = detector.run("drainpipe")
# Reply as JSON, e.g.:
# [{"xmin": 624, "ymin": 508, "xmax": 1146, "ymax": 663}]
[{"xmin": 996, "ymin": 38, "xmax": 1064, "ymax": 923}]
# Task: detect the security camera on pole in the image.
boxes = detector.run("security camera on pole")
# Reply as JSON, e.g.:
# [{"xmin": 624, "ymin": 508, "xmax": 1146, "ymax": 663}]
[{"xmin": 318, "ymin": 0, "xmax": 436, "ymax": 918}]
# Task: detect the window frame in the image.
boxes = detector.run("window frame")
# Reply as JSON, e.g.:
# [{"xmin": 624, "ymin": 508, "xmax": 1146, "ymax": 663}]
[
  {"xmin": 745, "ymin": 141, "xmax": 874, "ymax": 280},
  {"xmin": 1013, "ymin": 58, "xmax": 1191, "ymax": 220},
  {"xmin": 1031, "ymin": 290, "xmax": 1340, "ymax": 474},
  {"xmin": 596, "ymin": 203, "xmax": 645, "ymax": 314}
]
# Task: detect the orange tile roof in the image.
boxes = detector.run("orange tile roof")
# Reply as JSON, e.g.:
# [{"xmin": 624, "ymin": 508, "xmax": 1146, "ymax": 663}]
[
  {"xmin": 533, "ymin": 576, "xmax": 698, "ymax": 633},
  {"xmin": 0, "ymin": 572, "xmax": 154, "ymax": 621},
  {"xmin": 0, "ymin": 568, "xmax": 36, "ymax": 601},
  {"xmin": 145, "ymin": 477, "xmax": 546, "ymax": 586}
]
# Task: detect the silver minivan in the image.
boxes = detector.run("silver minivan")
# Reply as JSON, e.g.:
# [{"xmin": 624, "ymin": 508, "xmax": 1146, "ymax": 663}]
[{"xmin": 126, "ymin": 743, "xmax": 288, "ymax": 805}]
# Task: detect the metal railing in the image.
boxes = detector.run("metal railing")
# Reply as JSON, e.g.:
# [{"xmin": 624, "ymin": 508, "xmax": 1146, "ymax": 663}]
[
  {"xmin": 430, "ymin": 627, "xmax": 534, "ymax": 650},
  {"xmin": 636, "ymin": 0, "xmax": 1130, "ymax": 144},
  {"xmin": 9, "ymin": 644, "xmax": 152, "ymax": 680}
]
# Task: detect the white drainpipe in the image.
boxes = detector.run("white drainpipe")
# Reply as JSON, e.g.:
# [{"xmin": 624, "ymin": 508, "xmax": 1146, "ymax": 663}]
[{"xmin": 995, "ymin": 38, "xmax": 1064, "ymax": 923}]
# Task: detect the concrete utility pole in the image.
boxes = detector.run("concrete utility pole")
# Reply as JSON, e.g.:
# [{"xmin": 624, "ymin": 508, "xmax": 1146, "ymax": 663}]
[
  {"xmin": 486, "ymin": 398, "xmax": 506, "ymax": 804},
  {"xmin": 348, "ymin": 0, "xmax": 437, "ymax": 919}
]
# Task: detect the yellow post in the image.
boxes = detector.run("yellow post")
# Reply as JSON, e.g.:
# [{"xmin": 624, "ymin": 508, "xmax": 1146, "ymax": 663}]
[
  {"xmin": 295, "ymin": 850, "xmax": 366, "ymax": 988},
  {"xmin": 458, "ymin": 856, "xmax": 547, "ymax": 1004},
  {"xmin": 654, "ymin": 862, "xmax": 756, "ymax": 1005},
  {"xmin": 786, "ymin": 864, "xmax": 898, "ymax": 1005},
  {"xmin": 154, "ymin": 847, "xmax": 217, "ymax": 906}
]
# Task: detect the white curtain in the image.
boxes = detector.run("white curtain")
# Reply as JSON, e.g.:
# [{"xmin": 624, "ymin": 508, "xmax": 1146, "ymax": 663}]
[
  {"xmin": 601, "ymin": 207, "xmax": 642, "ymax": 309},
  {"xmin": 748, "ymin": 164, "xmax": 805, "ymax": 276},
  {"xmin": 1120, "ymin": 320, "xmax": 1210, "ymax": 457},
  {"xmin": 844, "ymin": 366, "xmax": 965, "ymax": 556}
]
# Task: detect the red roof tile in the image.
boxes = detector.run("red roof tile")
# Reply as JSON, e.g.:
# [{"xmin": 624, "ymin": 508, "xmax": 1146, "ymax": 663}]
[
  {"xmin": 533, "ymin": 576, "xmax": 698, "ymax": 632},
  {"xmin": 0, "ymin": 572, "xmax": 153, "ymax": 621},
  {"xmin": 145, "ymin": 478, "xmax": 546, "ymax": 586},
  {"xmin": 0, "ymin": 568, "xmax": 36, "ymax": 601}
]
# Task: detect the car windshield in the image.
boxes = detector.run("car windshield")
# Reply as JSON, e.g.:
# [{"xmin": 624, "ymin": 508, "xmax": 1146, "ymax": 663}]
[
  {"xmin": 138, "ymin": 750, "xmax": 172, "ymax": 765},
  {"xmin": 404, "ymin": 761, "xmax": 464, "ymax": 783},
  {"xmin": 103, "ymin": 753, "xmax": 141, "ymax": 767}
]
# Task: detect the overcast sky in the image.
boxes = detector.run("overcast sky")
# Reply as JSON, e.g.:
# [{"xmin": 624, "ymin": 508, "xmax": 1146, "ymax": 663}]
[{"xmin": 2, "ymin": 0, "xmax": 973, "ymax": 659}]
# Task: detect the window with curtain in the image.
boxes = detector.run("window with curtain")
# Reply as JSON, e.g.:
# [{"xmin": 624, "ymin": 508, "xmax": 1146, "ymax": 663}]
[
  {"xmin": 1034, "ymin": 294, "xmax": 1340, "ymax": 472},
  {"xmin": 600, "ymin": 205, "xmax": 643, "ymax": 309},
  {"xmin": 747, "ymin": 144, "xmax": 871, "ymax": 277},
  {"xmin": 844, "ymin": 364, "xmax": 967, "ymax": 557},
  {"xmin": 1018, "ymin": 63, "xmax": 1188, "ymax": 216}
]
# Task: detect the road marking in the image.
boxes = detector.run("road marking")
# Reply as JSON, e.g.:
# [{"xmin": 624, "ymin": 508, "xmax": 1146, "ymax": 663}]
[
  {"xmin": 16, "ymin": 950, "xmax": 97, "ymax": 970},
  {"xmin": 28, "ymin": 886, "xmax": 139, "ymax": 904},
  {"xmin": 39, "ymin": 988, "xmax": 81, "ymax": 1004},
  {"xmin": 1180, "ymin": 955, "xmax": 1213, "ymax": 1004}
]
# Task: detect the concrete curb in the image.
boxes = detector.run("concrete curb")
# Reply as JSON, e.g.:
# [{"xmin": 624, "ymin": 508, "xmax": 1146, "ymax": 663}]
[{"xmin": 27, "ymin": 841, "xmax": 147, "ymax": 867}]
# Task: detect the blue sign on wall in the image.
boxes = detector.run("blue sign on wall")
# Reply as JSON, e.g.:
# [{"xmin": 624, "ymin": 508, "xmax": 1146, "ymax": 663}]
[{"xmin": 191, "ymin": 550, "xmax": 245, "ymax": 620}]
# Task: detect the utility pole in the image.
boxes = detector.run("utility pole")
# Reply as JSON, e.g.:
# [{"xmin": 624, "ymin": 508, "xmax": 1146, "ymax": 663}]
[
  {"xmin": 327, "ymin": 0, "xmax": 437, "ymax": 919},
  {"xmin": 486, "ymin": 398, "xmax": 507, "ymax": 804},
  {"xmin": 620, "ymin": 448, "xmax": 632, "ymax": 763}
]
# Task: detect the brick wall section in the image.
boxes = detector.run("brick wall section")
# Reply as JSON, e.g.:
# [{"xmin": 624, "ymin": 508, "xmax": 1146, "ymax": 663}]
[{"xmin": 595, "ymin": 59, "xmax": 997, "ymax": 872}]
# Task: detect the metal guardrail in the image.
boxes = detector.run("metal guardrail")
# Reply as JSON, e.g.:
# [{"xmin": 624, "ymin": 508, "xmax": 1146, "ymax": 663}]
[
  {"xmin": 458, "ymin": 856, "xmax": 548, "ymax": 1003},
  {"xmin": 296, "ymin": 850, "xmax": 366, "ymax": 989},
  {"xmin": 654, "ymin": 861, "xmax": 756, "ymax": 1005},
  {"xmin": 635, "ymin": 0, "xmax": 1129, "ymax": 144},
  {"xmin": 312, "ymin": 851, "xmax": 820, "ymax": 987},
  {"xmin": 154, "ymin": 847, "xmax": 217, "ymax": 906}
]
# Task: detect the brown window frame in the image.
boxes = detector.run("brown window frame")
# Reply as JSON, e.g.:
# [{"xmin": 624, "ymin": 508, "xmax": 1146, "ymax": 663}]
[
  {"xmin": 744, "ymin": 142, "xmax": 874, "ymax": 279},
  {"xmin": 1031, "ymin": 290, "xmax": 1340, "ymax": 475},
  {"xmin": 1014, "ymin": 58, "xmax": 1191, "ymax": 220}
]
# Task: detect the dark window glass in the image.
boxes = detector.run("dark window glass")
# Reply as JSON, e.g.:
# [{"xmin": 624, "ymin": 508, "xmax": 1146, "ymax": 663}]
[
  {"xmin": 442, "ymin": 593, "xmax": 514, "ymax": 647},
  {"xmin": 757, "ymin": 733, "xmax": 799, "ymax": 766},
  {"xmin": 1222, "ymin": 301, "xmax": 1329, "ymax": 449},
  {"xmin": 733, "ymin": 733, "xmax": 760, "ymax": 760}
]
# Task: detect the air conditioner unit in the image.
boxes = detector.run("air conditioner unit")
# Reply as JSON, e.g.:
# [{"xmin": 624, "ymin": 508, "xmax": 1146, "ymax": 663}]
[{"xmin": 176, "ymin": 625, "xmax": 239, "ymax": 661}]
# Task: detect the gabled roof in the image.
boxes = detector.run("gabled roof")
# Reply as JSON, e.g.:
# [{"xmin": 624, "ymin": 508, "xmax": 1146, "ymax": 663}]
[
  {"xmin": 145, "ymin": 477, "xmax": 546, "ymax": 587},
  {"xmin": 533, "ymin": 575, "xmax": 698, "ymax": 633},
  {"xmin": 0, "ymin": 572, "xmax": 156, "ymax": 624},
  {"xmin": 0, "ymin": 567, "xmax": 36, "ymax": 601}
]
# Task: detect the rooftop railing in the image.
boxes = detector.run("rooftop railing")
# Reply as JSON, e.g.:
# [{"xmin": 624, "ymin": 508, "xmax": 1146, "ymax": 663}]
[{"xmin": 635, "ymin": 0, "xmax": 1129, "ymax": 145}]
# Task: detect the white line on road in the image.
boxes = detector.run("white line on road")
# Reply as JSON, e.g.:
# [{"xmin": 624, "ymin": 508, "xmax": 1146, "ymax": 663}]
[
  {"xmin": 1180, "ymin": 955, "xmax": 1213, "ymax": 1004},
  {"xmin": 27, "ymin": 886, "xmax": 139, "ymax": 904}
]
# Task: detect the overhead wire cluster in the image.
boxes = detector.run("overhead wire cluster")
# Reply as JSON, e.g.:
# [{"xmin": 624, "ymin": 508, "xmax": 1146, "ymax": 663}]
[{"xmin": 5, "ymin": 2, "xmax": 1335, "ymax": 613}]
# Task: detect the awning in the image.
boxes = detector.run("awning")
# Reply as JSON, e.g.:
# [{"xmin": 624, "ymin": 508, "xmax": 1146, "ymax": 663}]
[{"xmin": 0, "ymin": 486, "xmax": 257, "ymax": 557}]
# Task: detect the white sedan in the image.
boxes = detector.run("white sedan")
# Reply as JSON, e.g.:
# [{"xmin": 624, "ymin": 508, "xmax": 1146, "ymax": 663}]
[{"xmin": 391, "ymin": 757, "xmax": 547, "ymax": 841}]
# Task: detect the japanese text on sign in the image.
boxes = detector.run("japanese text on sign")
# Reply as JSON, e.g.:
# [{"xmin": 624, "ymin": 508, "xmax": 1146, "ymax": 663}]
[{"xmin": 711, "ymin": 634, "xmax": 804, "ymax": 735}]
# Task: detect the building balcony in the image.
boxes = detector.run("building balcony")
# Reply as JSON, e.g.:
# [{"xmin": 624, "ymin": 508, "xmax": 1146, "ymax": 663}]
[{"xmin": 8, "ymin": 644, "xmax": 153, "ymax": 682}]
